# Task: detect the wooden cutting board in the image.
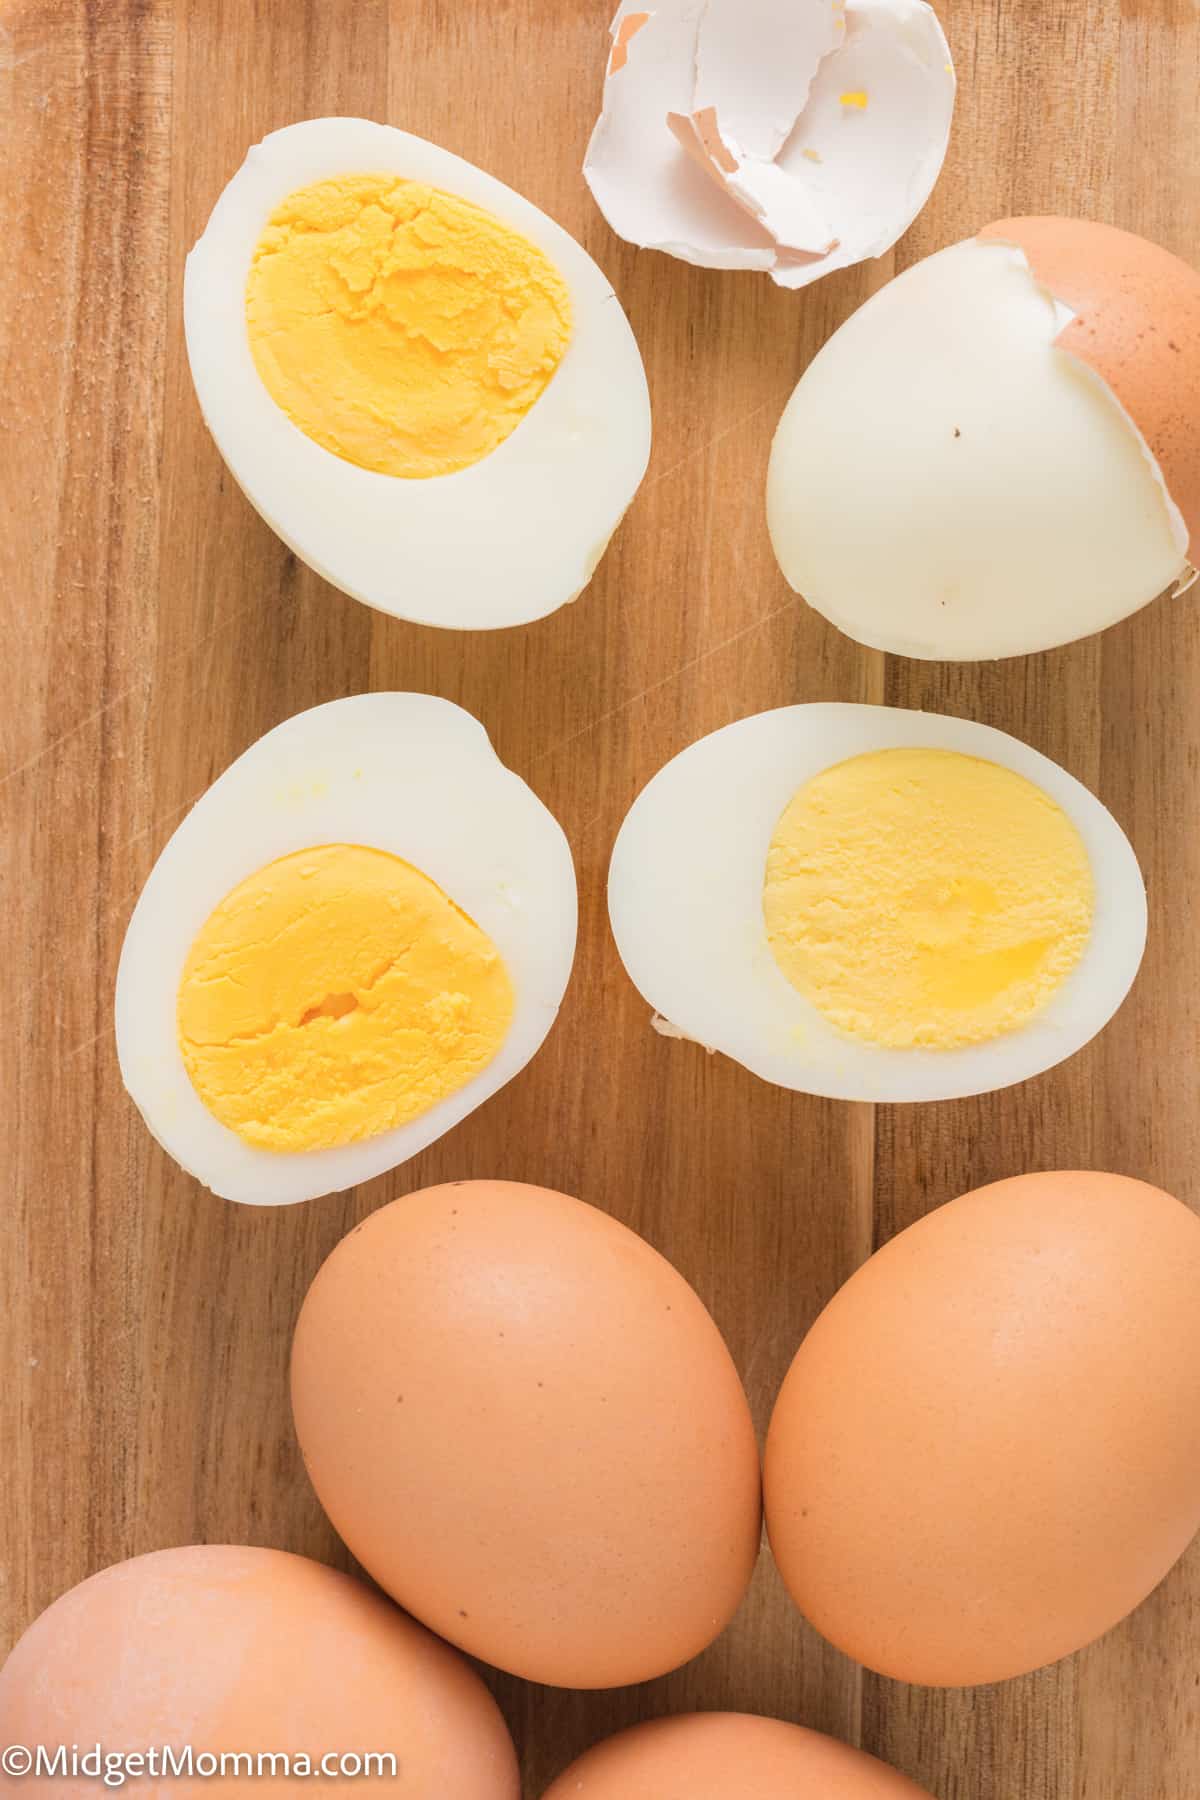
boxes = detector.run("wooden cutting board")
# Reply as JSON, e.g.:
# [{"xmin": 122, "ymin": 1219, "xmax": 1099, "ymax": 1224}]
[{"xmin": 2, "ymin": 2, "xmax": 1198, "ymax": 1794}]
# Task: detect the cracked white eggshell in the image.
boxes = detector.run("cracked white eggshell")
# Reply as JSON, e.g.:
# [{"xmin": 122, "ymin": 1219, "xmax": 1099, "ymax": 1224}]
[
  {"xmin": 768, "ymin": 0, "xmax": 957, "ymax": 284},
  {"xmin": 768, "ymin": 236, "xmax": 1191, "ymax": 657},
  {"xmin": 115, "ymin": 695, "xmax": 577, "ymax": 1206},
  {"xmin": 584, "ymin": 0, "xmax": 955, "ymax": 286},
  {"xmin": 586, "ymin": 0, "xmax": 779, "ymax": 270},
  {"xmin": 669, "ymin": 0, "xmax": 843, "ymax": 256},
  {"xmin": 608, "ymin": 704, "xmax": 1145, "ymax": 1103},
  {"xmin": 186, "ymin": 117, "xmax": 651, "ymax": 630}
]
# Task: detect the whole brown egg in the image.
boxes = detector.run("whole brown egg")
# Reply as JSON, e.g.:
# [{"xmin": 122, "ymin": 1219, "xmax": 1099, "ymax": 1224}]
[
  {"xmin": 540, "ymin": 1713, "xmax": 934, "ymax": 1797},
  {"xmin": 765, "ymin": 1170, "xmax": 1200, "ymax": 1685},
  {"xmin": 0, "ymin": 1545, "xmax": 518, "ymax": 1796},
  {"xmin": 291, "ymin": 1179, "xmax": 762, "ymax": 1687}
]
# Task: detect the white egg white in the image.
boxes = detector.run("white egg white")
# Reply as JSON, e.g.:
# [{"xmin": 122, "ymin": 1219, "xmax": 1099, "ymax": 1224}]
[
  {"xmin": 608, "ymin": 703, "xmax": 1146, "ymax": 1103},
  {"xmin": 767, "ymin": 238, "xmax": 1188, "ymax": 658},
  {"xmin": 185, "ymin": 117, "xmax": 651, "ymax": 630},
  {"xmin": 116, "ymin": 694, "xmax": 577, "ymax": 1205}
]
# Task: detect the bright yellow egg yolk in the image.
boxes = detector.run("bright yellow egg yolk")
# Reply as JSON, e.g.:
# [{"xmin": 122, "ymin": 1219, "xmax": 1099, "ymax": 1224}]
[
  {"xmin": 245, "ymin": 174, "xmax": 573, "ymax": 479},
  {"xmin": 763, "ymin": 748, "xmax": 1094, "ymax": 1050},
  {"xmin": 177, "ymin": 845, "xmax": 515, "ymax": 1152}
]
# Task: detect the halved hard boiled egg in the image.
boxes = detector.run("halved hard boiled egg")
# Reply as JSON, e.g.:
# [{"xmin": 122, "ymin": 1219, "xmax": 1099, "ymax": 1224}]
[
  {"xmin": 116, "ymin": 695, "xmax": 576, "ymax": 1205},
  {"xmin": 768, "ymin": 218, "xmax": 1200, "ymax": 658},
  {"xmin": 608, "ymin": 704, "xmax": 1145, "ymax": 1102},
  {"xmin": 185, "ymin": 118, "xmax": 651, "ymax": 630}
]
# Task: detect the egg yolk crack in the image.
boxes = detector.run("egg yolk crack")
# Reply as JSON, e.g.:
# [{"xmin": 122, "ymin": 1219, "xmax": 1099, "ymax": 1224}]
[
  {"xmin": 763, "ymin": 748, "xmax": 1094, "ymax": 1049},
  {"xmin": 246, "ymin": 174, "xmax": 573, "ymax": 478},
  {"xmin": 177, "ymin": 844, "xmax": 515, "ymax": 1152}
]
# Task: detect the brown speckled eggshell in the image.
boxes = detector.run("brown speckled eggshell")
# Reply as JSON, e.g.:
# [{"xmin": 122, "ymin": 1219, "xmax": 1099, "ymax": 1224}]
[
  {"xmin": 291, "ymin": 1180, "xmax": 762, "ymax": 1689},
  {"xmin": 764, "ymin": 1171, "xmax": 1200, "ymax": 1687},
  {"xmin": 980, "ymin": 217, "xmax": 1200, "ymax": 553},
  {"xmin": 540, "ymin": 1714, "xmax": 934, "ymax": 1798},
  {"xmin": 0, "ymin": 1545, "xmax": 519, "ymax": 1798}
]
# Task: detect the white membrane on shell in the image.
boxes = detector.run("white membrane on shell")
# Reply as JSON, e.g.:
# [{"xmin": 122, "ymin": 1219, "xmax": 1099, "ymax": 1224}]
[
  {"xmin": 694, "ymin": 0, "xmax": 844, "ymax": 162},
  {"xmin": 772, "ymin": 0, "xmax": 957, "ymax": 284},
  {"xmin": 585, "ymin": 2, "xmax": 778, "ymax": 268},
  {"xmin": 585, "ymin": 0, "xmax": 955, "ymax": 287}
]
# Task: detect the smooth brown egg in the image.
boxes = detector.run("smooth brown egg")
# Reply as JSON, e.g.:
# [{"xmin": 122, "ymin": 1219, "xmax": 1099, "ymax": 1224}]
[
  {"xmin": 291, "ymin": 1180, "xmax": 762, "ymax": 1688},
  {"xmin": 0, "ymin": 1545, "xmax": 518, "ymax": 1797},
  {"xmin": 764, "ymin": 1171, "xmax": 1200, "ymax": 1686},
  {"xmin": 540, "ymin": 1714, "xmax": 934, "ymax": 1798}
]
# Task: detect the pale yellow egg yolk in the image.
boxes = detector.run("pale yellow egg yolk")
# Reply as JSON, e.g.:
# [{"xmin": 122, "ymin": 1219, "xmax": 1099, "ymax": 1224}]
[
  {"xmin": 763, "ymin": 748, "xmax": 1094, "ymax": 1050},
  {"xmin": 245, "ymin": 174, "xmax": 573, "ymax": 479},
  {"xmin": 177, "ymin": 845, "xmax": 515, "ymax": 1152}
]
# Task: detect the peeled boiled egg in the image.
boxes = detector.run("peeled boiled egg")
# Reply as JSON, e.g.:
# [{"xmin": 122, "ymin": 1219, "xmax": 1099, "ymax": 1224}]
[
  {"xmin": 768, "ymin": 217, "xmax": 1200, "ymax": 658},
  {"xmin": 541, "ymin": 1714, "xmax": 932, "ymax": 1798},
  {"xmin": 608, "ymin": 703, "xmax": 1144, "ymax": 1102},
  {"xmin": 0, "ymin": 1545, "xmax": 519, "ymax": 1797},
  {"xmin": 290, "ymin": 1180, "xmax": 762, "ymax": 1688},
  {"xmin": 764, "ymin": 1171, "xmax": 1200, "ymax": 1686},
  {"xmin": 185, "ymin": 117, "xmax": 651, "ymax": 629},
  {"xmin": 116, "ymin": 694, "xmax": 575, "ymax": 1206},
  {"xmin": 585, "ymin": 0, "xmax": 955, "ymax": 289}
]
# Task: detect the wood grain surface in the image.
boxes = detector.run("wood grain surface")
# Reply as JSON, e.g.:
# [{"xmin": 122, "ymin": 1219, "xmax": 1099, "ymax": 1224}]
[{"xmin": 2, "ymin": 2, "xmax": 1199, "ymax": 1795}]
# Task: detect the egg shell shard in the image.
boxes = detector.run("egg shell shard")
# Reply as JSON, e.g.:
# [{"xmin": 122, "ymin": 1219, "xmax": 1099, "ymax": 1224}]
[
  {"xmin": 610, "ymin": 10, "xmax": 650, "ymax": 73},
  {"xmin": 608, "ymin": 703, "xmax": 1146, "ymax": 1104},
  {"xmin": 667, "ymin": 109, "xmax": 837, "ymax": 255},
  {"xmin": 541, "ymin": 1713, "xmax": 934, "ymax": 1798},
  {"xmin": 764, "ymin": 1171, "xmax": 1200, "ymax": 1687},
  {"xmin": 114, "ymin": 695, "xmax": 577, "ymax": 1207},
  {"xmin": 586, "ymin": 1, "xmax": 779, "ymax": 269},
  {"xmin": 584, "ymin": 0, "xmax": 955, "ymax": 287},
  {"xmin": 979, "ymin": 216, "xmax": 1200, "ymax": 557},
  {"xmin": 185, "ymin": 117, "xmax": 651, "ymax": 630},
  {"xmin": 667, "ymin": 0, "xmax": 843, "ymax": 254},
  {"xmin": 0, "ymin": 1546, "xmax": 520, "ymax": 1800},
  {"xmin": 291, "ymin": 1181, "xmax": 763, "ymax": 1690},
  {"xmin": 693, "ymin": 0, "xmax": 843, "ymax": 164},
  {"xmin": 768, "ymin": 0, "xmax": 956, "ymax": 286}
]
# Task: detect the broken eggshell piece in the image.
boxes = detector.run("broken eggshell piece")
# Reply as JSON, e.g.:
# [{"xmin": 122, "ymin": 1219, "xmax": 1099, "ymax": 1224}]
[
  {"xmin": 980, "ymin": 217, "xmax": 1200, "ymax": 572},
  {"xmin": 584, "ymin": 0, "xmax": 956, "ymax": 286}
]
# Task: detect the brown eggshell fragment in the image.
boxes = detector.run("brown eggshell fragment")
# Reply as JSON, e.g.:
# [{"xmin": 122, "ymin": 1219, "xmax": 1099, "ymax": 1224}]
[
  {"xmin": 981, "ymin": 216, "xmax": 1200, "ymax": 553},
  {"xmin": 291, "ymin": 1180, "xmax": 762, "ymax": 1689},
  {"xmin": 764, "ymin": 1171, "xmax": 1200, "ymax": 1687},
  {"xmin": 0, "ymin": 1546, "xmax": 519, "ymax": 1798},
  {"xmin": 608, "ymin": 10, "xmax": 648, "ymax": 76},
  {"xmin": 541, "ymin": 1714, "xmax": 934, "ymax": 1799}
]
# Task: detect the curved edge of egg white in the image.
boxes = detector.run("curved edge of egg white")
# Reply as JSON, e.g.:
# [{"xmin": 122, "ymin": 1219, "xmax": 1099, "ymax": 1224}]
[
  {"xmin": 184, "ymin": 117, "xmax": 652, "ymax": 632},
  {"xmin": 607, "ymin": 703, "xmax": 1146, "ymax": 1104},
  {"xmin": 114, "ymin": 693, "xmax": 579, "ymax": 1206}
]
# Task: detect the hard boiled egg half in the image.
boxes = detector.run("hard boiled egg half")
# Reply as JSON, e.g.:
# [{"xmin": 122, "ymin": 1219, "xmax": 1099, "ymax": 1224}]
[
  {"xmin": 768, "ymin": 218, "xmax": 1200, "ymax": 658},
  {"xmin": 116, "ymin": 695, "xmax": 576, "ymax": 1205},
  {"xmin": 608, "ymin": 704, "xmax": 1145, "ymax": 1103},
  {"xmin": 185, "ymin": 118, "xmax": 651, "ymax": 629}
]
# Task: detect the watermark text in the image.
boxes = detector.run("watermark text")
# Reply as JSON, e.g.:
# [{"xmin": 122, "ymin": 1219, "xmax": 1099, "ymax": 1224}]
[{"xmin": 2, "ymin": 1744, "xmax": 399, "ymax": 1786}]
